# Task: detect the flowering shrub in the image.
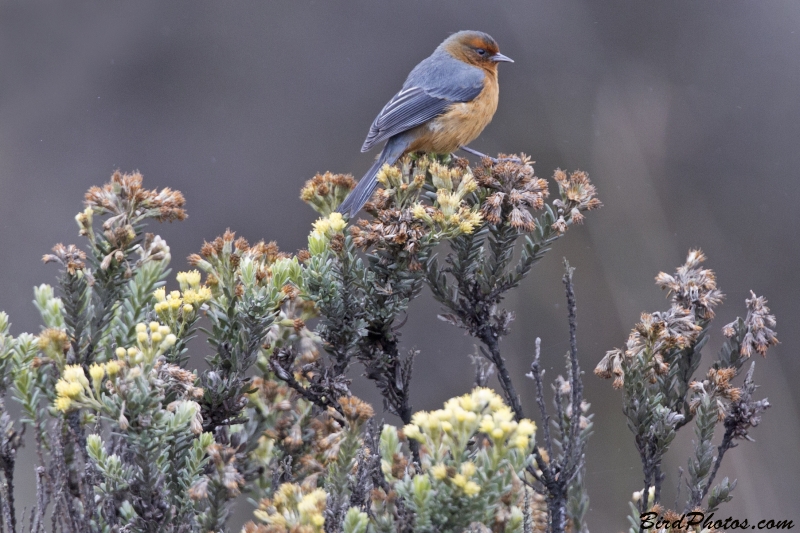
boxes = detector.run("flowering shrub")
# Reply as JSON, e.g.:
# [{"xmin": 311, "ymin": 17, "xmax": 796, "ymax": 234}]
[{"xmin": 0, "ymin": 154, "xmax": 775, "ymax": 533}]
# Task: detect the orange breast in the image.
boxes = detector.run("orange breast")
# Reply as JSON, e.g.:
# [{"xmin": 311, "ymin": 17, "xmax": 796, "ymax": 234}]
[{"xmin": 405, "ymin": 73, "xmax": 500, "ymax": 154}]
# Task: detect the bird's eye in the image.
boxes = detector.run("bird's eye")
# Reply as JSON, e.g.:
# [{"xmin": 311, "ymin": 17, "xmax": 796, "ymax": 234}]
[{"xmin": 476, "ymin": 48, "xmax": 486, "ymax": 56}]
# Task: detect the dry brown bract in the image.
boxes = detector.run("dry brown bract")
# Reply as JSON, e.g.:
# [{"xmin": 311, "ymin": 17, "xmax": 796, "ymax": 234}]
[
  {"xmin": 474, "ymin": 154, "xmax": 548, "ymax": 232},
  {"xmin": 42, "ymin": 243, "xmax": 87, "ymax": 275},
  {"xmin": 655, "ymin": 249, "xmax": 724, "ymax": 320},
  {"xmin": 723, "ymin": 291, "xmax": 778, "ymax": 358},
  {"xmin": 85, "ymin": 170, "xmax": 186, "ymax": 224},
  {"xmin": 351, "ymin": 202, "xmax": 431, "ymax": 270}
]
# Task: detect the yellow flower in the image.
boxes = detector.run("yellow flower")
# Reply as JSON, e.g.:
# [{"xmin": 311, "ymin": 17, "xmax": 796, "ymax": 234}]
[
  {"xmin": 115, "ymin": 347, "xmax": 127, "ymax": 358},
  {"xmin": 431, "ymin": 464, "xmax": 448, "ymax": 480},
  {"xmin": 105, "ymin": 360, "xmax": 121, "ymax": 376},
  {"xmin": 328, "ymin": 212, "xmax": 346, "ymax": 232},
  {"xmin": 54, "ymin": 396, "xmax": 72, "ymax": 412},
  {"xmin": 183, "ymin": 287, "xmax": 211, "ymax": 305},
  {"xmin": 514, "ymin": 435, "xmax": 530, "ymax": 450},
  {"xmin": 312, "ymin": 217, "xmax": 331, "ymax": 235},
  {"xmin": 153, "ymin": 287, "xmax": 166, "ymax": 302},
  {"xmin": 479, "ymin": 416, "xmax": 495, "ymax": 434},
  {"xmin": 459, "ymin": 394, "xmax": 475, "ymax": 412},
  {"xmin": 62, "ymin": 364, "xmax": 86, "ymax": 384},
  {"xmin": 517, "ymin": 419, "xmax": 536, "ymax": 437},
  {"xmin": 183, "ymin": 304, "xmax": 194, "ymax": 314},
  {"xmin": 56, "ymin": 380, "xmax": 83, "ymax": 399},
  {"xmin": 452, "ymin": 473, "xmax": 467, "ymax": 488},
  {"xmin": 149, "ymin": 321, "xmax": 160, "ymax": 332},
  {"xmin": 135, "ymin": 323, "xmax": 147, "ymax": 333},
  {"xmin": 403, "ymin": 424, "xmax": 423, "ymax": 442},
  {"xmin": 177, "ymin": 270, "xmax": 202, "ymax": 289},
  {"xmin": 463, "ymin": 480, "xmax": 481, "ymax": 496},
  {"xmin": 460, "ymin": 461, "xmax": 476, "ymax": 478},
  {"xmin": 55, "ymin": 380, "xmax": 70, "ymax": 396},
  {"xmin": 151, "ymin": 331, "xmax": 163, "ymax": 343},
  {"xmin": 376, "ymin": 164, "xmax": 400, "ymax": 187},
  {"xmin": 411, "ymin": 411, "xmax": 429, "ymax": 427},
  {"xmin": 489, "ymin": 396, "xmax": 507, "ymax": 412},
  {"xmin": 89, "ymin": 363, "xmax": 105, "ymax": 382},
  {"xmin": 137, "ymin": 331, "xmax": 148, "ymax": 343},
  {"xmin": 460, "ymin": 173, "xmax": 478, "ymax": 194}
]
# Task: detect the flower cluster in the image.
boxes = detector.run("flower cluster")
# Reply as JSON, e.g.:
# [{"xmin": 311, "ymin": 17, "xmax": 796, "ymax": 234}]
[
  {"xmin": 84, "ymin": 170, "xmax": 187, "ymax": 224},
  {"xmin": 350, "ymin": 155, "xmax": 483, "ymax": 269},
  {"xmin": 41, "ymin": 243, "xmax": 87, "ymax": 275},
  {"xmin": 655, "ymin": 249, "xmax": 724, "ymax": 320},
  {"xmin": 188, "ymin": 230, "xmax": 297, "ymax": 294},
  {"xmin": 411, "ymin": 160, "xmax": 483, "ymax": 235},
  {"xmin": 596, "ymin": 250, "xmax": 724, "ymax": 388},
  {"xmin": 689, "ymin": 367, "xmax": 741, "ymax": 420},
  {"xmin": 128, "ymin": 321, "xmax": 177, "ymax": 364},
  {"xmin": 250, "ymin": 482, "xmax": 327, "ymax": 532},
  {"xmin": 402, "ymin": 387, "xmax": 536, "ymax": 462},
  {"xmin": 54, "ymin": 365, "xmax": 92, "ymax": 412},
  {"xmin": 381, "ymin": 388, "xmax": 534, "ymax": 532},
  {"xmin": 37, "ymin": 327, "xmax": 69, "ymax": 361},
  {"xmin": 551, "ymin": 168, "xmax": 601, "ymax": 233},
  {"xmin": 153, "ymin": 270, "xmax": 212, "ymax": 326},
  {"xmin": 308, "ymin": 212, "xmax": 348, "ymax": 255},
  {"xmin": 474, "ymin": 154, "xmax": 548, "ymax": 232},
  {"xmin": 595, "ymin": 305, "xmax": 703, "ymax": 388},
  {"xmin": 723, "ymin": 291, "xmax": 778, "ymax": 358},
  {"xmin": 300, "ymin": 171, "xmax": 356, "ymax": 216}
]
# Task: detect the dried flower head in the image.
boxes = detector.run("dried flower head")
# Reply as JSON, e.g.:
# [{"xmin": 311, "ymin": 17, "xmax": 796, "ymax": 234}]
[
  {"xmin": 206, "ymin": 442, "xmax": 245, "ymax": 497},
  {"xmin": 689, "ymin": 367, "xmax": 742, "ymax": 420},
  {"xmin": 42, "ymin": 243, "xmax": 86, "ymax": 276},
  {"xmin": 352, "ymin": 155, "xmax": 484, "ymax": 267},
  {"xmin": 724, "ymin": 291, "xmax": 778, "ymax": 358},
  {"xmin": 38, "ymin": 327, "xmax": 70, "ymax": 359},
  {"xmin": 725, "ymin": 364, "xmax": 771, "ymax": 441},
  {"xmin": 594, "ymin": 348, "xmax": 626, "ymax": 389},
  {"xmin": 337, "ymin": 396, "xmax": 374, "ymax": 426},
  {"xmin": 551, "ymin": 168, "xmax": 601, "ymax": 233},
  {"xmin": 301, "ymin": 171, "xmax": 356, "ymax": 215},
  {"xmin": 474, "ymin": 154, "xmax": 548, "ymax": 231},
  {"xmin": 655, "ymin": 249, "xmax": 724, "ymax": 320},
  {"xmin": 85, "ymin": 170, "xmax": 186, "ymax": 224}
]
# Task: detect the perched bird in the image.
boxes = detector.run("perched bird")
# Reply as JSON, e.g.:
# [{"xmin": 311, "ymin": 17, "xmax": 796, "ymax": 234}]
[{"xmin": 336, "ymin": 30, "xmax": 513, "ymax": 217}]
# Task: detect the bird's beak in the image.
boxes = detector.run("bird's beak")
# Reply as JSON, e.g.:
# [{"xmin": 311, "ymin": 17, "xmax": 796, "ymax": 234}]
[{"xmin": 490, "ymin": 52, "xmax": 514, "ymax": 63}]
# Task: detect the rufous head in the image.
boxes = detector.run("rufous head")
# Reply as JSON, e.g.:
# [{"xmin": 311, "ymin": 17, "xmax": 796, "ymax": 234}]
[{"xmin": 442, "ymin": 31, "xmax": 513, "ymax": 70}]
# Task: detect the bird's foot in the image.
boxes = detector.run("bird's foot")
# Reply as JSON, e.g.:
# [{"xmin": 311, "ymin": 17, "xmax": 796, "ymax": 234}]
[{"xmin": 459, "ymin": 146, "xmax": 521, "ymax": 164}]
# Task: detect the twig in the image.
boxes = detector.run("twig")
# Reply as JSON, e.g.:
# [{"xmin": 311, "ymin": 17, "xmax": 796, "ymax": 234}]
[{"xmin": 527, "ymin": 338, "xmax": 553, "ymax": 460}]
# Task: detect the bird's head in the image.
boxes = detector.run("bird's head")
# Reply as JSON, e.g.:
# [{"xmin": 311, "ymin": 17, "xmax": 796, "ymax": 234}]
[{"xmin": 442, "ymin": 31, "xmax": 513, "ymax": 70}]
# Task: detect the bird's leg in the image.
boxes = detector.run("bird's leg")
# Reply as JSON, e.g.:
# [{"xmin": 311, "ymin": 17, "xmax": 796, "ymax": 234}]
[{"xmin": 459, "ymin": 145, "xmax": 521, "ymax": 163}]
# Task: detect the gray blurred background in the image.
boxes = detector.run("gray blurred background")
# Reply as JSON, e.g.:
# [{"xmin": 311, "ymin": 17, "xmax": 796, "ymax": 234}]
[{"xmin": 1, "ymin": 1, "xmax": 798, "ymax": 530}]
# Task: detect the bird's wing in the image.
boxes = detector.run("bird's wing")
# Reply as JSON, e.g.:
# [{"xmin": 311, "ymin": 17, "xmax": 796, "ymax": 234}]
[{"xmin": 361, "ymin": 59, "xmax": 484, "ymax": 152}]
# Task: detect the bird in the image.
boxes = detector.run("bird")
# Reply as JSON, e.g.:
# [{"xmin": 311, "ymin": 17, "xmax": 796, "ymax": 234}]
[{"xmin": 336, "ymin": 30, "xmax": 513, "ymax": 217}]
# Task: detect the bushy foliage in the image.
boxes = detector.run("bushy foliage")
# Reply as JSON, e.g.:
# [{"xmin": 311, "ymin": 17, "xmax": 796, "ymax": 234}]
[{"xmin": 0, "ymin": 155, "xmax": 775, "ymax": 533}]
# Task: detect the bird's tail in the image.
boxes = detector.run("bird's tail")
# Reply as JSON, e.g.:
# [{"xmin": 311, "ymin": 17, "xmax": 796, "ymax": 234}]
[{"xmin": 336, "ymin": 138, "xmax": 407, "ymax": 217}]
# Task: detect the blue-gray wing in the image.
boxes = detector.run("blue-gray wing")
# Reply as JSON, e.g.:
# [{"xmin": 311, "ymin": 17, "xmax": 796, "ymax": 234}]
[{"xmin": 361, "ymin": 57, "xmax": 484, "ymax": 153}]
